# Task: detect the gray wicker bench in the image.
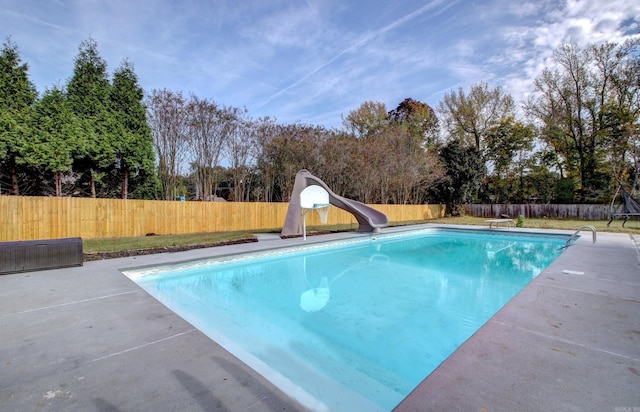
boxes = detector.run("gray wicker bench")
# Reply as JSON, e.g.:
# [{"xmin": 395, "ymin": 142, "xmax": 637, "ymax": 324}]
[{"xmin": 0, "ymin": 237, "xmax": 83, "ymax": 275}]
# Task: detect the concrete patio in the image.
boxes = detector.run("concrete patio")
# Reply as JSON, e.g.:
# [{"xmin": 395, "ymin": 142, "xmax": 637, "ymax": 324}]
[{"xmin": 1, "ymin": 225, "xmax": 639, "ymax": 411}]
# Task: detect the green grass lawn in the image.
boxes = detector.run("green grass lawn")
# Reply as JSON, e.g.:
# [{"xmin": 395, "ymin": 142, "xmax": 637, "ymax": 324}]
[
  {"xmin": 82, "ymin": 216, "xmax": 639, "ymax": 255},
  {"xmin": 83, "ymin": 230, "xmax": 268, "ymax": 254},
  {"xmin": 425, "ymin": 216, "xmax": 640, "ymax": 234}
]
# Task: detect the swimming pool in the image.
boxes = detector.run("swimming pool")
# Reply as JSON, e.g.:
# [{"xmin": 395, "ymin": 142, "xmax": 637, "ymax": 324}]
[{"xmin": 124, "ymin": 228, "xmax": 567, "ymax": 411}]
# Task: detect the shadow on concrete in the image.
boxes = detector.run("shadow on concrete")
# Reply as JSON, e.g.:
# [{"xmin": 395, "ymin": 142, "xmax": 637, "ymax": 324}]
[
  {"xmin": 172, "ymin": 369, "xmax": 228, "ymax": 411},
  {"xmin": 93, "ymin": 398, "xmax": 124, "ymax": 412},
  {"xmin": 213, "ymin": 356, "xmax": 296, "ymax": 411}
]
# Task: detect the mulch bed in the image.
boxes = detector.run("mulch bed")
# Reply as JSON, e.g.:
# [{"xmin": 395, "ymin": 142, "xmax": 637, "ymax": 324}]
[
  {"xmin": 83, "ymin": 228, "xmax": 359, "ymax": 262},
  {"xmin": 83, "ymin": 238, "xmax": 259, "ymax": 261}
]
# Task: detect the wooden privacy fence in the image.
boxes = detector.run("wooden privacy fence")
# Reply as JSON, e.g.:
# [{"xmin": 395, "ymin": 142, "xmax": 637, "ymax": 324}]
[
  {"xmin": 0, "ymin": 196, "xmax": 445, "ymax": 241},
  {"xmin": 466, "ymin": 204, "xmax": 613, "ymax": 220}
]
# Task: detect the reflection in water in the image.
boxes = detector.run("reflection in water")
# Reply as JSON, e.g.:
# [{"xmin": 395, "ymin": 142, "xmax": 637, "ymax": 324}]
[
  {"xmin": 298, "ymin": 252, "xmax": 390, "ymax": 313},
  {"xmin": 300, "ymin": 276, "xmax": 330, "ymax": 312}
]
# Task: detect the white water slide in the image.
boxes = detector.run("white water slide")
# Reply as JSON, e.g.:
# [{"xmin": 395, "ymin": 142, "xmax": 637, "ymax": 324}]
[{"xmin": 281, "ymin": 170, "xmax": 389, "ymax": 237}]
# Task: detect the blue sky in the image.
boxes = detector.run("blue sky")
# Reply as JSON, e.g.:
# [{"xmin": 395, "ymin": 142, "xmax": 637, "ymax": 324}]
[{"xmin": 1, "ymin": 0, "xmax": 638, "ymax": 129}]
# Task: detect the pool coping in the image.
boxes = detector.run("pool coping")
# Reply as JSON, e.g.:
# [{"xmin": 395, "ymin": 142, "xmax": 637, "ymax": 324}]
[{"xmin": 1, "ymin": 224, "xmax": 639, "ymax": 411}]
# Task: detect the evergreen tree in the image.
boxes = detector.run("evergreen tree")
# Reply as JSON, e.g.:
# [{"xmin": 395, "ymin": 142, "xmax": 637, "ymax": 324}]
[
  {"xmin": 0, "ymin": 38, "xmax": 37, "ymax": 195},
  {"xmin": 66, "ymin": 37, "xmax": 115, "ymax": 197},
  {"xmin": 435, "ymin": 139, "xmax": 486, "ymax": 215},
  {"xmin": 109, "ymin": 59, "xmax": 156, "ymax": 199},
  {"xmin": 27, "ymin": 86, "xmax": 81, "ymax": 196}
]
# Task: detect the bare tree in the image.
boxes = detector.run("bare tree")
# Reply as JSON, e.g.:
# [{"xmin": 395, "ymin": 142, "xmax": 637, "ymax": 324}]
[
  {"xmin": 252, "ymin": 117, "xmax": 280, "ymax": 202},
  {"xmin": 146, "ymin": 89, "xmax": 189, "ymax": 200},
  {"xmin": 223, "ymin": 109, "xmax": 257, "ymax": 201},
  {"xmin": 315, "ymin": 131, "xmax": 356, "ymax": 198},
  {"xmin": 525, "ymin": 40, "xmax": 640, "ymax": 198},
  {"xmin": 596, "ymin": 39, "xmax": 640, "ymax": 187},
  {"xmin": 384, "ymin": 126, "xmax": 444, "ymax": 205},
  {"xmin": 187, "ymin": 96, "xmax": 235, "ymax": 200},
  {"xmin": 438, "ymin": 81, "xmax": 515, "ymax": 151},
  {"xmin": 357, "ymin": 124, "xmax": 444, "ymax": 205},
  {"xmin": 256, "ymin": 122, "xmax": 327, "ymax": 201}
]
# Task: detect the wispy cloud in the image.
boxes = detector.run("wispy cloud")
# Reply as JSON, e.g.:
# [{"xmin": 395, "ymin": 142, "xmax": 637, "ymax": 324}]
[
  {"xmin": 256, "ymin": 0, "xmax": 454, "ymax": 110},
  {"xmin": 1, "ymin": 0, "xmax": 638, "ymax": 128},
  {"xmin": 475, "ymin": 0, "xmax": 640, "ymax": 114}
]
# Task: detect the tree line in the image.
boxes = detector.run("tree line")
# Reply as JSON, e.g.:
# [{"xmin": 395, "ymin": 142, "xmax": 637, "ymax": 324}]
[
  {"xmin": 1, "ymin": 37, "xmax": 638, "ymax": 214},
  {"xmin": 1, "ymin": 38, "xmax": 155, "ymax": 198}
]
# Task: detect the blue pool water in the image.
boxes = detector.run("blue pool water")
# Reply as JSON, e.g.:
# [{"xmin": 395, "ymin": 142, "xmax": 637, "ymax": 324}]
[{"xmin": 125, "ymin": 228, "xmax": 567, "ymax": 411}]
